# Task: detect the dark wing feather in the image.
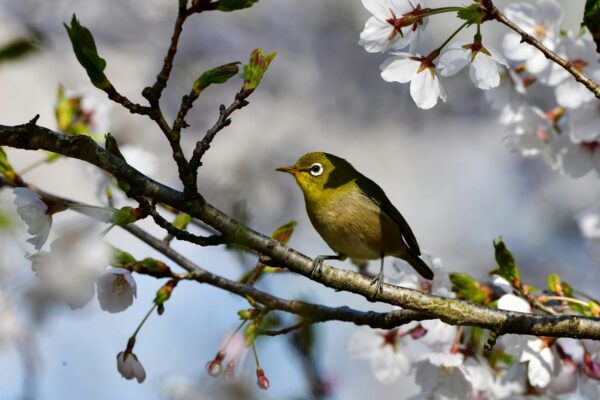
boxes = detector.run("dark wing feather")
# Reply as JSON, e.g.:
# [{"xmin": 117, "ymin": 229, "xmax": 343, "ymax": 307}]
[{"xmin": 355, "ymin": 175, "xmax": 421, "ymax": 255}]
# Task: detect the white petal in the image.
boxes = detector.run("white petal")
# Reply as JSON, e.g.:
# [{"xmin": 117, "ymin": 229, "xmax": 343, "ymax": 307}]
[
  {"xmin": 537, "ymin": 0, "xmax": 563, "ymax": 26},
  {"xmin": 426, "ymin": 352, "xmax": 463, "ymax": 367},
  {"xmin": 556, "ymin": 79, "xmax": 594, "ymax": 109},
  {"xmin": 359, "ymin": 17, "xmax": 395, "ymax": 53},
  {"xmin": 370, "ymin": 345, "xmax": 409, "ymax": 384},
  {"xmin": 502, "ymin": 32, "xmax": 534, "ymax": 61},
  {"xmin": 438, "ymin": 47, "xmax": 470, "ymax": 77},
  {"xmin": 410, "ymin": 69, "xmax": 445, "ymax": 110},
  {"xmin": 497, "ymin": 294, "xmax": 531, "ymax": 312},
  {"xmin": 470, "ymin": 52, "xmax": 501, "ymax": 90},
  {"xmin": 347, "ymin": 327, "xmax": 382, "ymax": 359},
  {"xmin": 380, "ymin": 55, "xmax": 420, "ymax": 83},
  {"xmin": 526, "ymin": 50, "xmax": 550, "ymax": 74}
]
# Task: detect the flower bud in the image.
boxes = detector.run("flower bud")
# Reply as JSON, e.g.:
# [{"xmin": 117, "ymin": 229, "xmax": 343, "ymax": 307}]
[
  {"xmin": 206, "ymin": 351, "xmax": 226, "ymax": 377},
  {"xmin": 256, "ymin": 367, "xmax": 270, "ymax": 390}
]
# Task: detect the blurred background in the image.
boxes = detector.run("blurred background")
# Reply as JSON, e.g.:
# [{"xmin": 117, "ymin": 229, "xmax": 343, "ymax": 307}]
[{"xmin": 0, "ymin": 0, "xmax": 597, "ymax": 399}]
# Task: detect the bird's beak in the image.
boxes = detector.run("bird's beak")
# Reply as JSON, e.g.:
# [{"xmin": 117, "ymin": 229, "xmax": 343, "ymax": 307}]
[{"xmin": 275, "ymin": 165, "xmax": 298, "ymax": 174}]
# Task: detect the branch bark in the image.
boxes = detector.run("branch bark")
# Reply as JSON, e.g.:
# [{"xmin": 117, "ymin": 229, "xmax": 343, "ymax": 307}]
[{"xmin": 2, "ymin": 121, "xmax": 600, "ymax": 340}]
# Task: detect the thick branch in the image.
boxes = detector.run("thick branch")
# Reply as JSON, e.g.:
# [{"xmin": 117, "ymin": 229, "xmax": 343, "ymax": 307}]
[
  {"xmin": 123, "ymin": 224, "xmax": 425, "ymax": 329},
  {"xmin": 487, "ymin": 2, "xmax": 600, "ymax": 99},
  {"xmin": 3, "ymin": 122, "xmax": 600, "ymax": 340}
]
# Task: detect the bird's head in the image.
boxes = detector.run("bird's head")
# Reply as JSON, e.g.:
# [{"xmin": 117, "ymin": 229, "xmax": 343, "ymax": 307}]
[{"xmin": 276, "ymin": 152, "xmax": 356, "ymax": 199}]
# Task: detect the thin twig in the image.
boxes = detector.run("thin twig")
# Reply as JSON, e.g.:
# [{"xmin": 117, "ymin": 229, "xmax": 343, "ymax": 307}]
[
  {"xmin": 258, "ymin": 322, "xmax": 305, "ymax": 336},
  {"xmin": 486, "ymin": 1, "xmax": 600, "ymax": 99}
]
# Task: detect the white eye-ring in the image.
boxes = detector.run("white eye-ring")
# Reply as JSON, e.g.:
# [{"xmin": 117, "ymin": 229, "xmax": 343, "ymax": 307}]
[{"xmin": 309, "ymin": 162, "xmax": 324, "ymax": 177}]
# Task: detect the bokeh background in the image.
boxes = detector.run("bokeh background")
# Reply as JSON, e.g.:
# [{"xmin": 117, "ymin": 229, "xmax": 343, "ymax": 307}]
[{"xmin": 0, "ymin": 0, "xmax": 596, "ymax": 399}]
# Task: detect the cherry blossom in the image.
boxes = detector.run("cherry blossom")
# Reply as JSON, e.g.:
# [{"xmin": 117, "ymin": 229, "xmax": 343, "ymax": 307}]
[
  {"xmin": 546, "ymin": 34, "xmax": 600, "ymax": 109},
  {"xmin": 380, "ymin": 53, "xmax": 447, "ymax": 109},
  {"xmin": 502, "ymin": 0, "xmax": 562, "ymax": 74},
  {"xmin": 358, "ymin": 0, "xmax": 426, "ymax": 53},
  {"xmin": 347, "ymin": 326, "xmax": 411, "ymax": 384},
  {"xmin": 96, "ymin": 267, "xmax": 137, "ymax": 313},
  {"xmin": 117, "ymin": 351, "xmax": 146, "ymax": 383},
  {"xmin": 27, "ymin": 227, "xmax": 111, "ymax": 309},
  {"xmin": 13, "ymin": 187, "xmax": 54, "ymax": 250},
  {"xmin": 438, "ymin": 38, "xmax": 508, "ymax": 90}
]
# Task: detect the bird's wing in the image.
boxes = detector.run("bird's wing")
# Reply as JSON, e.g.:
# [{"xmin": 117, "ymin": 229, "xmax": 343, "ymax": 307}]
[{"xmin": 356, "ymin": 175, "xmax": 421, "ymax": 256}]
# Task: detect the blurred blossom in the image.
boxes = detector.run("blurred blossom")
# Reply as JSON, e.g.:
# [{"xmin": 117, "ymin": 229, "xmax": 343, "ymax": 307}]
[
  {"xmin": 484, "ymin": 67, "xmax": 526, "ymax": 122},
  {"xmin": 56, "ymin": 87, "xmax": 112, "ymax": 137},
  {"xmin": 411, "ymin": 359, "xmax": 471, "ymax": 400},
  {"xmin": 358, "ymin": 0, "xmax": 425, "ymax": 54},
  {"xmin": 380, "ymin": 53, "xmax": 447, "ymax": 110},
  {"xmin": 546, "ymin": 33, "xmax": 600, "ymax": 109},
  {"xmin": 570, "ymin": 101, "xmax": 600, "ymax": 143},
  {"xmin": 347, "ymin": 326, "xmax": 411, "ymax": 384},
  {"xmin": 501, "ymin": 0, "xmax": 562, "ymax": 74},
  {"xmin": 27, "ymin": 226, "xmax": 111, "ymax": 309},
  {"xmin": 438, "ymin": 39, "xmax": 508, "ymax": 90},
  {"xmin": 117, "ymin": 351, "xmax": 146, "ymax": 383},
  {"xmin": 392, "ymin": 254, "xmax": 453, "ymax": 298},
  {"xmin": 13, "ymin": 187, "xmax": 53, "ymax": 251},
  {"xmin": 497, "ymin": 293, "xmax": 530, "ymax": 313},
  {"xmin": 96, "ymin": 267, "xmax": 137, "ymax": 313}
]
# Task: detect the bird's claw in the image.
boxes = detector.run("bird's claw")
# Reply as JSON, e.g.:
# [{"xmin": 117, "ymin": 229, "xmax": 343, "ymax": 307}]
[
  {"xmin": 311, "ymin": 257, "xmax": 324, "ymax": 278},
  {"xmin": 369, "ymin": 271, "xmax": 385, "ymax": 298}
]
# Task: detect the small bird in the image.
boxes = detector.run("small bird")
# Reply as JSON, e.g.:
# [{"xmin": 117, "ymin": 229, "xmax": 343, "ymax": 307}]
[{"xmin": 276, "ymin": 152, "xmax": 433, "ymax": 295}]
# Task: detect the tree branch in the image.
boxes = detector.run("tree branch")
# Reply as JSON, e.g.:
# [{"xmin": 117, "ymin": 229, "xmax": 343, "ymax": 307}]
[
  {"xmin": 486, "ymin": 1, "xmax": 600, "ymax": 99},
  {"xmin": 3, "ymin": 122, "xmax": 600, "ymax": 340}
]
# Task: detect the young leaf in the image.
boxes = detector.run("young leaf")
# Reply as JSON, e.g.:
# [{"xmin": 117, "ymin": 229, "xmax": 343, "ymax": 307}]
[
  {"xmin": 450, "ymin": 273, "xmax": 490, "ymax": 304},
  {"xmin": 547, "ymin": 273, "xmax": 563, "ymax": 295},
  {"xmin": 457, "ymin": 3, "xmax": 486, "ymax": 26},
  {"xmin": 218, "ymin": 0, "xmax": 259, "ymax": 12},
  {"xmin": 0, "ymin": 36, "xmax": 38, "ymax": 64},
  {"xmin": 0, "ymin": 147, "xmax": 17, "ymax": 182},
  {"xmin": 193, "ymin": 62, "xmax": 241, "ymax": 93},
  {"xmin": 242, "ymin": 48, "xmax": 276, "ymax": 91},
  {"xmin": 64, "ymin": 14, "xmax": 111, "ymax": 89},
  {"xmin": 271, "ymin": 220, "xmax": 297, "ymax": 244},
  {"xmin": 583, "ymin": 0, "xmax": 600, "ymax": 53},
  {"xmin": 492, "ymin": 237, "xmax": 521, "ymax": 288},
  {"xmin": 173, "ymin": 212, "xmax": 192, "ymax": 230},
  {"xmin": 112, "ymin": 247, "xmax": 137, "ymax": 267}
]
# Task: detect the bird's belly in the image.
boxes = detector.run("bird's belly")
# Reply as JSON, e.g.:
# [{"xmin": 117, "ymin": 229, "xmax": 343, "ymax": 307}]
[{"xmin": 307, "ymin": 198, "xmax": 406, "ymax": 260}]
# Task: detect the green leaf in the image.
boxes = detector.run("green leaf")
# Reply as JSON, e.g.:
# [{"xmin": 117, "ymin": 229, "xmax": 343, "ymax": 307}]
[
  {"xmin": 112, "ymin": 247, "xmax": 137, "ymax": 267},
  {"xmin": 457, "ymin": 3, "xmax": 486, "ymax": 26},
  {"xmin": 450, "ymin": 273, "xmax": 490, "ymax": 304},
  {"xmin": 547, "ymin": 273, "xmax": 563, "ymax": 295},
  {"xmin": 237, "ymin": 309, "xmax": 255, "ymax": 320},
  {"xmin": 271, "ymin": 220, "xmax": 296, "ymax": 245},
  {"xmin": 0, "ymin": 147, "xmax": 17, "ymax": 182},
  {"xmin": 217, "ymin": 0, "xmax": 259, "ymax": 12},
  {"xmin": 154, "ymin": 279, "xmax": 178, "ymax": 312},
  {"xmin": 193, "ymin": 62, "xmax": 240, "ymax": 92},
  {"xmin": 64, "ymin": 14, "xmax": 111, "ymax": 89},
  {"xmin": 242, "ymin": 48, "xmax": 276, "ymax": 91},
  {"xmin": 583, "ymin": 0, "xmax": 600, "ymax": 53},
  {"xmin": 112, "ymin": 206, "xmax": 140, "ymax": 226},
  {"xmin": 0, "ymin": 37, "xmax": 38, "ymax": 64},
  {"xmin": 137, "ymin": 257, "xmax": 172, "ymax": 277},
  {"xmin": 493, "ymin": 237, "xmax": 521, "ymax": 288},
  {"xmin": 173, "ymin": 212, "xmax": 192, "ymax": 230},
  {"xmin": 105, "ymin": 133, "xmax": 125, "ymax": 160}
]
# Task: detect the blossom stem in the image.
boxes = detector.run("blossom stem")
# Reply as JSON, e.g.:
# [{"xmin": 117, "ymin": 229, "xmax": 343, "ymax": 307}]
[
  {"xmin": 223, "ymin": 320, "xmax": 247, "ymax": 349},
  {"xmin": 428, "ymin": 22, "xmax": 470, "ymax": 60},
  {"xmin": 540, "ymin": 295, "xmax": 589, "ymax": 307},
  {"xmin": 132, "ymin": 304, "xmax": 157, "ymax": 339},
  {"xmin": 251, "ymin": 342, "xmax": 261, "ymax": 368},
  {"xmin": 421, "ymin": 7, "xmax": 464, "ymax": 17}
]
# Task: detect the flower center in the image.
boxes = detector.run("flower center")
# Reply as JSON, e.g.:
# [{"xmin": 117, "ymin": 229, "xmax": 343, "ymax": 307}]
[
  {"xmin": 380, "ymin": 329, "xmax": 399, "ymax": 349},
  {"xmin": 112, "ymin": 275, "xmax": 128, "ymax": 295},
  {"xmin": 534, "ymin": 24, "xmax": 547, "ymax": 39},
  {"xmin": 572, "ymin": 58, "xmax": 588, "ymax": 72},
  {"xmin": 581, "ymin": 141, "xmax": 600, "ymax": 154}
]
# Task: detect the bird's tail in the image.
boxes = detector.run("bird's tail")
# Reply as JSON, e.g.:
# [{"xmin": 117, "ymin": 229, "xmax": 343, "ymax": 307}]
[{"xmin": 404, "ymin": 251, "xmax": 434, "ymax": 280}]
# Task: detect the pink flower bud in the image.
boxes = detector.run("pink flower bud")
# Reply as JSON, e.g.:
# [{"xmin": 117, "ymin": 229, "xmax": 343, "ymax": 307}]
[
  {"xmin": 206, "ymin": 351, "xmax": 226, "ymax": 377},
  {"xmin": 256, "ymin": 367, "xmax": 270, "ymax": 390}
]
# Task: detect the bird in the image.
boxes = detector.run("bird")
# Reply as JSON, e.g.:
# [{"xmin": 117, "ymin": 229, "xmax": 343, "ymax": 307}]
[{"xmin": 276, "ymin": 151, "xmax": 433, "ymax": 295}]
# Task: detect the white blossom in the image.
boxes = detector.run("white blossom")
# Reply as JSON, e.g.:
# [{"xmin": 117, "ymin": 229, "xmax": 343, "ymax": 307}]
[
  {"xmin": 347, "ymin": 326, "xmax": 411, "ymax": 384},
  {"xmin": 358, "ymin": 0, "xmax": 426, "ymax": 53},
  {"xmin": 411, "ymin": 359, "xmax": 471, "ymax": 400},
  {"xmin": 117, "ymin": 351, "xmax": 146, "ymax": 383},
  {"xmin": 13, "ymin": 187, "xmax": 53, "ymax": 250},
  {"xmin": 439, "ymin": 39, "xmax": 508, "ymax": 90},
  {"xmin": 546, "ymin": 34, "xmax": 600, "ymax": 109},
  {"xmin": 28, "ymin": 227, "xmax": 111, "ymax": 309},
  {"xmin": 502, "ymin": 0, "xmax": 562, "ymax": 74},
  {"xmin": 561, "ymin": 138, "xmax": 600, "ymax": 179},
  {"xmin": 380, "ymin": 53, "xmax": 447, "ymax": 109},
  {"xmin": 96, "ymin": 268, "xmax": 137, "ymax": 313}
]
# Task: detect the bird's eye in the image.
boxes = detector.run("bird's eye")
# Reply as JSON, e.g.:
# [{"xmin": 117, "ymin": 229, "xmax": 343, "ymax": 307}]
[{"xmin": 309, "ymin": 163, "xmax": 323, "ymax": 177}]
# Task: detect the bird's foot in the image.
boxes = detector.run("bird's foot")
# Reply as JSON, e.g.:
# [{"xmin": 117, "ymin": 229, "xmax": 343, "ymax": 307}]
[
  {"xmin": 369, "ymin": 270, "xmax": 385, "ymax": 298},
  {"xmin": 311, "ymin": 256, "xmax": 325, "ymax": 278}
]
